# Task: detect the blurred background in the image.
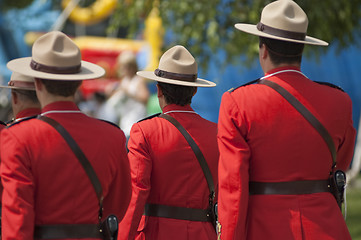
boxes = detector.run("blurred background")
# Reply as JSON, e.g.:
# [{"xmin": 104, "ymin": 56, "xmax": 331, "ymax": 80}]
[{"xmin": 0, "ymin": 0, "xmax": 360, "ymax": 237}]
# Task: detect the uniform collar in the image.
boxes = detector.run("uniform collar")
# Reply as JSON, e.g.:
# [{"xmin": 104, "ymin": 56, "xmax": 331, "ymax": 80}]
[
  {"xmin": 16, "ymin": 108, "xmax": 41, "ymax": 120},
  {"xmin": 162, "ymin": 104, "xmax": 195, "ymax": 114},
  {"xmin": 42, "ymin": 101, "xmax": 80, "ymax": 114},
  {"xmin": 265, "ymin": 66, "xmax": 301, "ymax": 76}
]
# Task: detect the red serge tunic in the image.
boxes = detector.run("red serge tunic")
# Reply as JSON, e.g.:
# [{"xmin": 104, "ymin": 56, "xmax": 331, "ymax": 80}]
[
  {"xmin": 0, "ymin": 107, "xmax": 41, "ymax": 205},
  {"xmin": 0, "ymin": 101, "xmax": 131, "ymax": 240},
  {"xmin": 0, "ymin": 121, "xmax": 6, "ymax": 202},
  {"xmin": 119, "ymin": 104, "xmax": 219, "ymax": 240},
  {"xmin": 13, "ymin": 108, "xmax": 42, "ymax": 122},
  {"xmin": 217, "ymin": 67, "xmax": 356, "ymax": 240}
]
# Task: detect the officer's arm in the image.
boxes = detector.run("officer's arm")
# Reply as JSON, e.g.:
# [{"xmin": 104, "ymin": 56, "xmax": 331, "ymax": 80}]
[
  {"xmin": 102, "ymin": 129, "xmax": 132, "ymax": 222},
  {"xmin": 0, "ymin": 129, "xmax": 35, "ymax": 240},
  {"xmin": 336, "ymin": 102, "xmax": 357, "ymax": 171},
  {"xmin": 118, "ymin": 123, "xmax": 152, "ymax": 240},
  {"xmin": 217, "ymin": 92, "xmax": 251, "ymax": 240}
]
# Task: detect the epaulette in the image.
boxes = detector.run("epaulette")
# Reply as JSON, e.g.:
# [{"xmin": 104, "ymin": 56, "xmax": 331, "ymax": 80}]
[
  {"xmin": 314, "ymin": 81, "xmax": 344, "ymax": 92},
  {"xmin": 6, "ymin": 115, "xmax": 37, "ymax": 128},
  {"xmin": 100, "ymin": 119, "xmax": 120, "ymax": 129},
  {"xmin": 0, "ymin": 120, "xmax": 6, "ymax": 127},
  {"xmin": 5, "ymin": 118, "xmax": 14, "ymax": 125},
  {"xmin": 137, "ymin": 113, "xmax": 161, "ymax": 123},
  {"xmin": 227, "ymin": 78, "xmax": 260, "ymax": 93}
]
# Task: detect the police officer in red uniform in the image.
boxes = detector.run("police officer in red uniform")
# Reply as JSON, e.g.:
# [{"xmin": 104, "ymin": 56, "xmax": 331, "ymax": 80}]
[
  {"xmin": 118, "ymin": 45, "xmax": 218, "ymax": 240},
  {"xmin": 1, "ymin": 31, "xmax": 131, "ymax": 240},
  {"xmin": 217, "ymin": 1, "xmax": 356, "ymax": 240},
  {"xmin": 0, "ymin": 72, "xmax": 41, "ymax": 206},
  {"xmin": 2, "ymin": 72, "xmax": 41, "ymax": 123}
]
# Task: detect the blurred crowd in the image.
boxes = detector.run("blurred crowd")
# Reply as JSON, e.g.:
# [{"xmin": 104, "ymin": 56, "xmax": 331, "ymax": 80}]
[{"xmin": 78, "ymin": 50, "xmax": 154, "ymax": 139}]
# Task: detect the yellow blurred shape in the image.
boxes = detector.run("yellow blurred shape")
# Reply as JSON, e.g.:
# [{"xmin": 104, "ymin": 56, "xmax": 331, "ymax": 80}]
[
  {"xmin": 62, "ymin": 0, "xmax": 117, "ymax": 25},
  {"xmin": 144, "ymin": 3, "xmax": 164, "ymax": 70}
]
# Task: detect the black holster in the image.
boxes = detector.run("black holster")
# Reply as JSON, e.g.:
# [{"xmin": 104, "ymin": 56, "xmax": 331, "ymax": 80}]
[
  {"xmin": 207, "ymin": 193, "xmax": 218, "ymax": 231},
  {"xmin": 101, "ymin": 215, "xmax": 119, "ymax": 240},
  {"xmin": 209, "ymin": 201, "xmax": 218, "ymax": 231},
  {"xmin": 328, "ymin": 170, "xmax": 346, "ymax": 209}
]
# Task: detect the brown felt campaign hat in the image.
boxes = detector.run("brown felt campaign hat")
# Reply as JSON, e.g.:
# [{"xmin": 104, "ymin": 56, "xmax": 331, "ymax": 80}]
[
  {"xmin": 235, "ymin": 0, "xmax": 328, "ymax": 46},
  {"xmin": 7, "ymin": 31, "xmax": 105, "ymax": 81},
  {"xmin": 137, "ymin": 45, "xmax": 216, "ymax": 87},
  {"xmin": 0, "ymin": 72, "xmax": 35, "ymax": 91}
]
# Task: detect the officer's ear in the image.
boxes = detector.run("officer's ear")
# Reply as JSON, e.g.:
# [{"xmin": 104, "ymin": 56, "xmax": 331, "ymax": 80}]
[
  {"xmin": 156, "ymin": 84, "xmax": 163, "ymax": 98},
  {"xmin": 11, "ymin": 90, "xmax": 18, "ymax": 104},
  {"xmin": 34, "ymin": 78, "xmax": 43, "ymax": 91},
  {"xmin": 193, "ymin": 87, "xmax": 197, "ymax": 96},
  {"xmin": 260, "ymin": 44, "xmax": 269, "ymax": 60}
]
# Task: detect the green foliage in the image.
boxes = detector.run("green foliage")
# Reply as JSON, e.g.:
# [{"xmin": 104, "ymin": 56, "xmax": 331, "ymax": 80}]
[
  {"xmin": 77, "ymin": 0, "xmax": 98, "ymax": 7},
  {"xmin": 109, "ymin": 0, "xmax": 361, "ymax": 69},
  {"xmin": 346, "ymin": 178, "xmax": 361, "ymax": 239},
  {"xmin": 299, "ymin": 0, "xmax": 361, "ymax": 52},
  {"xmin": 1, "ymin": 0, "xmax": 34, "ymax": 10},
  {"xmin": 4, "ymin": 0, "xmax": 360, "ymax": 69}
]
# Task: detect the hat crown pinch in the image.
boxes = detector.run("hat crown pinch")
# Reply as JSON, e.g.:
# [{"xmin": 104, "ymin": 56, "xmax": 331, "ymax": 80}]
[
  {"xmin": 32, "ymin": 31, "xmax": 81, "ymax": 68},
  {"xmin": 10, "ymin": 72, "xmax": 34, "ymax": 83},
  {"xmin": 158, "ymin": 45, "xmax": 198, "ymax": 75},
  {"xmin": 261, "ymin": 0, "xmax": 308, "ymax": 33}
]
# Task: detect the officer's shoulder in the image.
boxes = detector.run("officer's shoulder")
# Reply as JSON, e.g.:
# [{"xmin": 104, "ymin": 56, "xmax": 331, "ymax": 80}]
[
  {"xmin": 227, "ymin": 78, "xmax": 260, "ymax": 93},
  {"xmin": 99, "ymin": 119, "xmax": 120, "ymax": 129},
  {"xmin": 6, "ymin": 115, "xmax": 37, "ymax": 129},
  {"xmin": 314, "ymin": 81, "xmax": 344, "ymax": 92},
  {"xmin": 137, "ymin": 113, "xmax": 161, "ymax": 123}
]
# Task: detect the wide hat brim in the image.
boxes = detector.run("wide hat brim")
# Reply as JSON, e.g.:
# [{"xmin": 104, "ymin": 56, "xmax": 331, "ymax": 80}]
[
  {"xmin": 0, "ymin": 85, "xmax": 35, "ymax": 91},
  {"xmin": 235, "ymin": 23, "xmax": 328, "ymax": 46},
  {"xmin": 137, "ymin": 71, "xmax": 216, "ymax": 87},
  {"xmin": 7, "ymin": 57, "xmax": 105, "ymax": 81}
]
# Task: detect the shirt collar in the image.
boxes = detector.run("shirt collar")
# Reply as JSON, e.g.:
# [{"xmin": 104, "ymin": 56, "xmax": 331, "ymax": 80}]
[
  {"xmin": 42, "ymin": 101, "xmax": 80, "ymax": 114},
  {"xmin": 16, "ymin": 108, "xmax": 41, "ymax": 119},
  {"xmin": 265, "ymin": 66, "xmax": 301, "ymax": 76},
  {"xmin": 162, "ymin": 104, "xmax": 194, "ymax": 114}
]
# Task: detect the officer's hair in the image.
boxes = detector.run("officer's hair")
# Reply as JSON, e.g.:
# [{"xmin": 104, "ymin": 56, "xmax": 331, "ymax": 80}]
[
  {"xmin": 157, "ymin": 82, "xmax": 196, "ymax": 106},
  {"xmin": 259, "ymin": 37, "xmax": 304, "ymax": 65},
  {"xmin": 12, "ymin": 89, "xmax": 39, "ymax": 104},
  {"xmin": 38, "ymin": 78, "xmax": 82, "ymax": 97}
]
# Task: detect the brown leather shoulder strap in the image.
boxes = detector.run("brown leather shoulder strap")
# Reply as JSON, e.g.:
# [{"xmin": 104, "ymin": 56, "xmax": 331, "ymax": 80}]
[
  {"xmin": 258, "ymin": 79, "xmax": 337, "ymax": 169},
  {"xmin": 159, "ymin": 114, "xmax": 215, "ymax": 194},
  {"xmin": 37, "ymin": 115, "xmax": 104, "ymax": 214}
]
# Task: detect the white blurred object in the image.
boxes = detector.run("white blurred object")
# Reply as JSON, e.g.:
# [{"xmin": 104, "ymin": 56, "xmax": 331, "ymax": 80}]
[{"xmin": 346, "ymin": 114, "xmax": 361, "ymax": 184}]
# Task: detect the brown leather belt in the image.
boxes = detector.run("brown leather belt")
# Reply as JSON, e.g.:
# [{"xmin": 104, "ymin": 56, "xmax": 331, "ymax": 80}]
[
  {"xmin": 144, "ymin": 203, "xmax": 210, "ymax": 222},
  {"xmin": 249, "ymin": 180, "xmax": 330, "ymax": 195},
  {"xmin": 34, "ymin": 224, "xmax": 102, "ymax": 239}
]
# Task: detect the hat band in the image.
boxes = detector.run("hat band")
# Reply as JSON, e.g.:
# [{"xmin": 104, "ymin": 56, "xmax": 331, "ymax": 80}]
[
  {"xmin": 155, "ymin": 69, "xmax": 197, "ymax": 82},
  {"xmin": 30, "ymin": 59, "xmax": 81, "ymax": 74},
  {"xmin": 8, "ymin": 80, "xmax": 35, "ymax": 89},
  {"xmin": 257, "ymin": 22, "xmax": 306, "ymax": 41}
]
